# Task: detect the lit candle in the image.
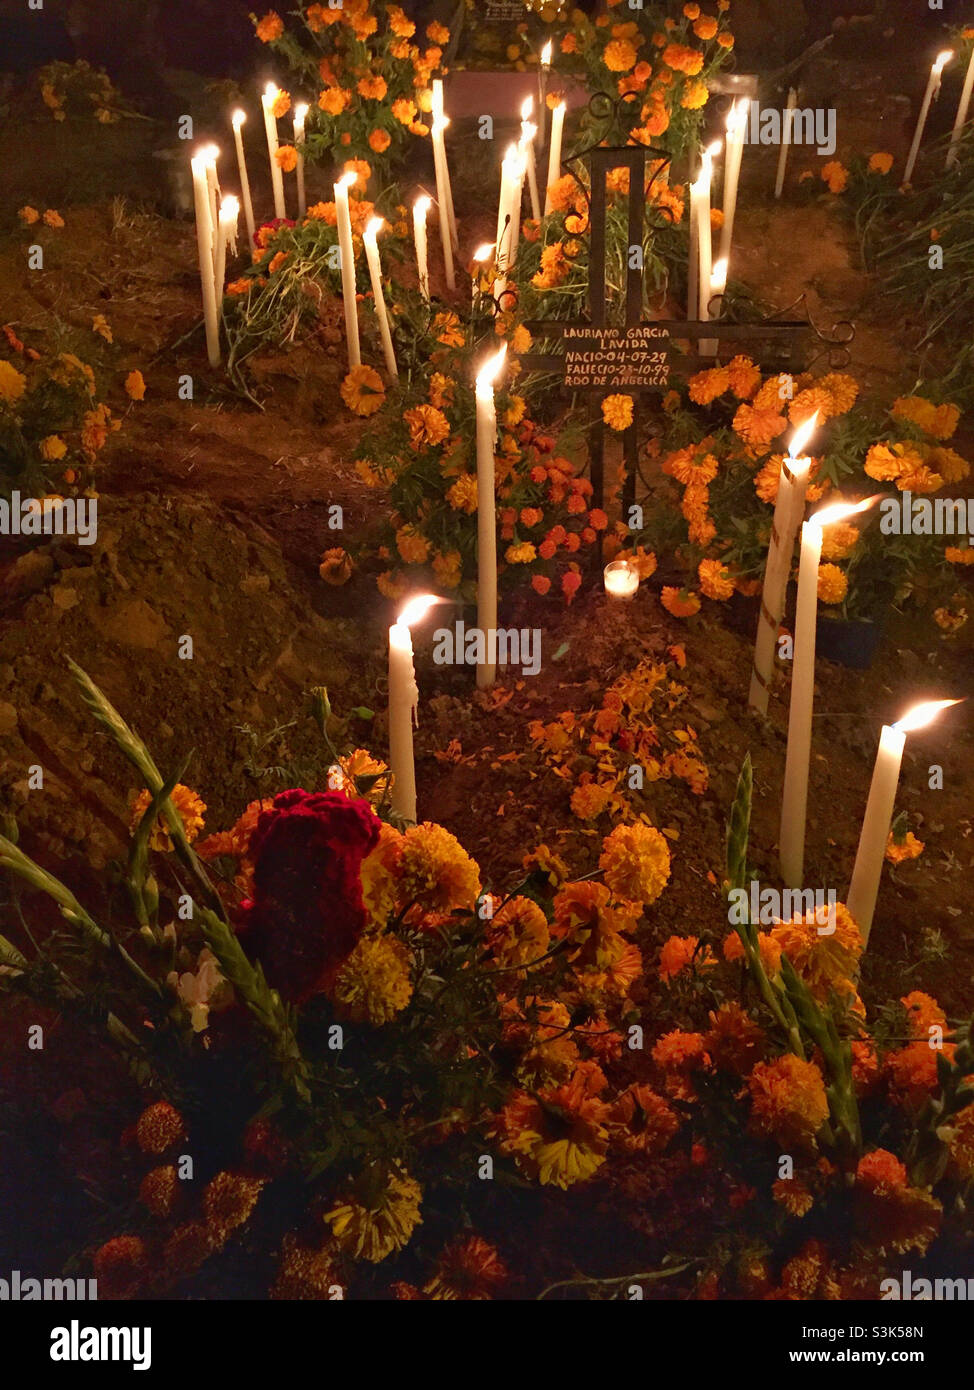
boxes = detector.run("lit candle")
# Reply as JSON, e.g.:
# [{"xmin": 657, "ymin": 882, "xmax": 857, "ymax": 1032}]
[
  {"xmin": 231, "ymin": 110, "xmax": 256, "ymax": 247},
  {"xmin": 334, "ymin": 170, "xmax": 361, "ymax": 369},
  {"xmin": 430, "ymin": 80, "xmax": 458, "ymax": 252},
  {"xmin": 948, "ymin": 44, "xmax": 974, "ymax": 167},
  {"xmin": 903, "ymin": 50, "xmax": 953, "ymax": 186},
  {"xmin": 190, "ymin": 151, "xmax": 221, "ymax": 367},
  {"xmin": 719, "ymin": 98, "xmax": 747, "ymax": 266},
  {"xmin": 475, "ymin": 344, "xmax": 507, "ymax": 689},
  {"xmin": 691, "ymin": 142, "xmax": 719, "ymax": 343},
  {"xmin": 538, "ymin": 40, "xmax": 552, "ymax": 149},
  {"xmin": 293, "ymin": 102, "xmax": 308, "ymax": 214},
  {"xmin": 604, "ymin": 559, "xmax": 638, "ymax": 600},
  {"xmin": 493, "ymin": 143, "xmax": 524, "ymax": 306},
  {"xmin": 748, "ymin": 414, "xmax": 816, "ymax": 713},
  {"xmin": 362, "ymin": 217, "xmax": 398, "ymax": 379},
  {"xmin": 412, "ymin": 193, "xmax": 431, "ymax": 303},
  {"xmin": 261, "ymin": 82, "xmax": 287, "ymax": 219},
  {"xmin": 470, "ymin": 242, "xmax": 494, "ymax": 313},
  {"xmin": 431, "ymin": 111, "xmax": 456, "ymax": 291},
  {"xmin": 214, "ymin": 195, "xmax": 239, "ymax": 306},
  {"xmin": 202, "ymin": 144, "xmax": 220, "ymax": 266},
  {"xmin": 388, "ymin": 594, "xmax": 441, "ymax": 824},
  {"xmin": 520, "ymin": 96, "xmax": 541, "ymax": 222},
  {"xmin": 544, "ymin": 99, "xmax": 566, "ymax": 215},
  {"xmin": 700, "ymin": 255, "xmax": 726, "ymax": 359},
  {"xmin": 779, "ymin": 497, "xmax": 878, "ymax": 887},
  {"xmin": 848, "ymin": 700, "xmax": 960, "ymax": 943},
  {"xmin": 774, "ymin": 88, "xmax": 797, "ymax": 199}
]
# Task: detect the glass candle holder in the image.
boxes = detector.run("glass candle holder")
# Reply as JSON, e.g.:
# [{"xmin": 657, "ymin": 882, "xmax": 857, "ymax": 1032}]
[{"xmin": 603, "ymin": 559, "xmax": 639, "ymax": 600}]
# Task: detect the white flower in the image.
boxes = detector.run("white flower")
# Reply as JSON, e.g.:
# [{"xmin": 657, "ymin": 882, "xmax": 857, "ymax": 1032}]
[{"xmin": 167, "ymin": 948, "xmax": 228, "ymax": 1032}]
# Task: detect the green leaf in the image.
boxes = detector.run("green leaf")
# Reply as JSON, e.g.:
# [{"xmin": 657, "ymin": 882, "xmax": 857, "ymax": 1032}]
[
  {"xmin": 349, "ymin": 706, "xmax": 375, "ymax": 720},
  {"xmin": 724, "ymin": 753, "xmax": 752, "ymax": 893},
  {"xmin": 552, "ymin": 641, "xmax": 570, "ymax": 661}
]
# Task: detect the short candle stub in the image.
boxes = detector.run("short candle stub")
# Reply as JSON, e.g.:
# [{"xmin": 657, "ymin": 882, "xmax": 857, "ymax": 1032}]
[{"xmin": 604, "ymin": 560, "xmax": 639, "ymax": 601}]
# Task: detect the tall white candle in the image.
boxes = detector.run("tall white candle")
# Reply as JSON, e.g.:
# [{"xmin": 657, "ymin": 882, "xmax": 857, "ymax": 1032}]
[
  {"xmin": 848, "ymin": 700, "xmax": 959, "ymax": 943},
  {"xmin": 903, "ymin": 50, "xmax": 952, "ymax": 186},
  {"xmin": 520, "ymin": 97, "xmax": 541, "ymax": 222},
  {"xmin": 780, "ymin": 498, "xmax": 879, "ymax": 885},
  {"xmin": 719, "ymin": 98, "xmax": 747, "ymax": 266},
  {"xmin": 214, "ymin": 195, "xmax": 239, "ymax": 306},
  {"xmin": 293, "ymin": 102, "xmax": 308, "ymax": 214},
  {"xmin": 538, "ymin": 41, "xmax": 552, "ymax": 148},
  {"xmin": 388, "ymin": 594, "xmax": 440, "ymax": 824},
  {"xmin": 262, "ymin": 83, "xmax": 287, "ymax": 219},
  {"xmin": 431, "ymin": 112, "xmax": 456, "ymax": 290},
  {"xmin": 363, "ymin": 217, "xmax": 398, "ymax": 379},
  {"xmin": 431, "ymin": 80, "xmax": 458, "ymax": 251},
  {"xmin": 493, "ymin": 143, "xmax": 524, "ymax": 306},
  {"xmin": 748, "ymin": 415, "xmax": 816, "ymax": 713},
  {"xmin": 774, "ymin": 88, "xmax": 797, "ymax": 199},
  {"xmin": 202, "ymin": 145, "xmax": 220, "ymax": 266},
  {"xmin": 412, "ymin": 193, "xmax": 431, "ymax": 302},
  {"xmin": 334, "ymin": 170, "xmax": 361, "ymax": 368},
  {"xmin": 544, "ymin": 100, "xmax": 566, "ymax": 215},
  {"xmin": 190, "ymin": 152, "xmax": 221, "ymax": 367},
  {"xmin": 231, "ymin": 110, "xmax": 256, "ymax": 247},
  {"xmin": 700, "ymin": 256, "xmax": 726, "ymax": 359},
  {"xmin": 691, "ymin": 143, "xmax": 719, "ymax": 345},
  {"xmin": 475, "ymin": 345, "xmax": 507, "ymax": 690},
  {"xmin": 948, "ymin": 45, "xmax": 974, "ymax": 167}
]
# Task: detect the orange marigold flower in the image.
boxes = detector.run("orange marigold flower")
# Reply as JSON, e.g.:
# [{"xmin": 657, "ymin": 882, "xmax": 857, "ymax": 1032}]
[
  {"xmin": 131, "ymin": 784, "xmax": 206, "ymax": 852},
  {"xmin": 816, "ymin": 562, "xmax": 847, "ymax": 605},
  {"xmin": 698, "ymin": 558, "xmax": 734, "ymax": 601},
  {"xmin": 661, "ymin": 586, "xmax": 701, "ymax": 618},
  {"xmin": 357, "ymin": 75, "xmax": 388, "ymax": 101},
  {"xmin": 275, "ymin": 144, "xmax": 298, "ymax": 172},
  {"xmin": 857, "ymin": 1149, "xmax": 908, "ymax": 1194},
  {"xmin": 607, "ymin": 1084, "xmax": 680, "ymax": 1154},
  {"xmin": 570, "ymin": 781, "xmax": 614, "ymax": 821},
  {"xmin": 772, "ymin": 1175, "xmax": 814, "ymax": 1217},
  {"xmin": 600, "ymin": 821, "xmax": 671, "ymax": 905},
  {"xmin": 886, "ymin": 829, "xmax": 924, "ymax": 864},
  {"xmin": 124, "ymin": 370, "xmax": 146, "ymax": 401},
  {"xmin": 531, "ymin": 574, "xmax": 551, "ymax": 595},
  {"xmin": 821, "ymin": 160, "xmax": 848, "ymax": 194},
  {"xmin": 869, "ymin": 152, "xmax": 893, "ymax": 174},
  {"xmin": 603, "ymin": 38, "xmax": 638, "ymax": 72},
  {"xmin": 319, "ymin": 547, "xmax": 353, "ymax": 585},
  {"xmin": 424, "ymin": 1236, "xmax": 506, "ymax": 1301},
  {"xmin": 890, "ymin": 395, "xmax": 959, "ymax": 441},
  {"xmin": 748, "ymin": 1055, "xmax": 829, "ymax": 1148},
  {"xmin": 341, "ymin": 364, "xmax": 386, "ymax": 416},
  {"xmin": 901, "ymin": 990, "xmax": 944, "ymax": 1039},
  {"xmin": 659, "ymin": 934, "xmax": 713, "ymax": 980},
  {"xmin": 43, "ymin": 208, "xmax": 65, "ymax": 229},
  {"xmin": 255, "ymin": 10, "xmax": 284, "ymax": 42},
  {"xmin": 405, "ymin": 403, "xmax": 450, "ymax": 449},
  {"xmin": 369, "ymin": 128, "xmax": 392, "ymax": 153},
  {"xmin": 319, "ymin": 87, "xmax": 350, "ymax": 116},
  {"xmin": 135, "ymin": 1101, "xmax": 186, "ymax": 1155}
]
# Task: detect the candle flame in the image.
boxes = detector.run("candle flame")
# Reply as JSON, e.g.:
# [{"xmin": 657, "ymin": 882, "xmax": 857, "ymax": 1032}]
[
  {"xmin": 935, "ymin": 49, "xmax": 953, "ymax": 72},
  {"xmin": 231, "ymin": 109, "xmax": 246, "ymax": 129},
  {"xmin": 337, "ymin": 170, "xmax": 358, "ymax": 190},
  {"xmin": 521, "ymin": 95, "xmax": 534, "ymax": 120},
  {"xmin": 726, "ymin": 97, "xmax": 748, "ymax": 133},
  {"xmin": 541, "ymin": 40, "xmax": 553, "ymax": 66},
  {"xmin": 472, "ymin": 242, "xmax": 494, "ymax": 262},
  {"xmin": 710, "ymin": 257, "xmax": 728, "ymax": 290},
  {"xmin": 398, "ymin": 594, "xmax": 441, "ymax": 628},
  {"xmin": 554, "ymin": 98, "xmax": 566, "ymax": 114},
  {"xmin": 414, "ymin": 193, "xmax": 432, "ymax": 216},
  {"xmin": 810, "ymin": 494, "xmax": 880, "ymax": 529},
  {"xmin": 519, "ymin": 122, "xmax": 537, "ymax": 146},
  {"xmin": 788, "ymin": 411, "xmax": 818, "ymax": 459},
  {"xmin": 476, "ymin": 342, "xmax": 508, "ymax": 391},
  {"xmin": 706, "ymin": 138, "xmax": 723, "ymax": 158},
  {"xmin": 220, "ymin": 195, "xmax": 240, "ymax": 217},
  {"xmin": 294, "ymin": 102, "xmax": 309, "ymax": 121},
  {"xmin": 264, "ymin": 82, "xmax": 280, "ymax": 100},
  {"xmin": 893, "ymin": 698, "xmax": 962, "ymax": 733},
  {"xmin": 365, "ymin": 215, "xmax": 384, "ymax": 241}
]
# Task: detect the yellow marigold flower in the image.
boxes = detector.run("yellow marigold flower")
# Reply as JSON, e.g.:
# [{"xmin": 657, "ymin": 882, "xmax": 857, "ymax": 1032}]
[
  {"xmin": 271, "ymin": 89, "xmax": 291, "ymax": 119},
  {"xmin": 886, "ymin": 830, "xmax": 924, "ymax": 864},
  {"xmin": 43, "ymin": 209, "xmax": 65, "ymax": 229},
  {"xmin": 432, "ymin": 549, "xmax": 462, "ymax": 589},
  {"xmin": 255, "ymin": 10, "xmax": 284, "ymax": 42},
  {"xmin": 864, "ymin": 441, "xmax": 910, "ymax": 482},
  {"xmin": 487, "ymin": 896, "xmax": 550, "ymax": 971},
  {"xmin": 570, "ymin": 781, "xmax": 613, "ymax": 821},
  {"xmin": 748, "ymin": 1055, "xmax": 829, "ymax": 1149},
  {"xmin": 135, "ymin": 1101, "xmax": 185, "ymax": 1155},
  {"xmin": 603, "ymin": 38, "xmax": 638, "ymax": 71},
  {"xmin": 770, "ymin": 902, "xmax": 861, "ymax": 1005},
  {"xmin": 341, "ymin": 364, "xmax": 386, "ymax": 416},
  {"xmin": 896, "ymin": 463, "xmax": 942, "ymax": 493},
  {"xmin": 376, "ymin": 570, "xmax": 407, "ymax": 601},
  {"xmin": 203, "ymin": 1171, "xmax": 265, "ymax": 1242},
  {"xmin": 40, "ymin": 434, "xmax": 67, "ymax": 461},
  {"xmin": 820, "ymin": 521, "xmax": 859, "ymax": 560},
  {"xmin": 432, "ymin": 311, "xmax": 464, "ymax": 348},
  {"xmin": 361, "ymin": 821, "xmax": 405, "ymax": 925},
  {"xmin": 92, "ymin": 314, "xmax": 113, "ymax": 343},
  {"xmin": 817, "ymin": 371, "xmax": 859, "ymax": 413},
  {"xmin": 0, "ymin": 360, "xmax": 28, "ymax": 405},
  {"xmin": 18, "ymin": 205, "xmax": 40, "ymax": 225},
  {"xmin": 934, "ymin": 605, "xmax": 967, "ymax": 633},
  {"xmin": 698, "ymin": 558, "xmax": 734, "ymax": 601},
  {"xmin": 428, "ymin": 371, "xmax": 455, "ymax": 408},
  {"xmin": 397, "ymin": 822, "xmax": 481, "ymax": 912},
  {"xmin": 395, "ymin": 524, "xmax": 430, "ymax": 565},
  {"xmin": 505, "ymin": 541, "xmax": 537, "ymax": 564},
  {"xmin": 599, "ymin": 821, "xmax": 671, "ymax": 905},
  {"xmin": 324, "ymin": 1165, "xmax": 422, "ymax": 1262},
  {"xmin": 890, "ymin": 395, "xmax": 959, "ymax": 440},
  {"xmin": 869, "ymin": 152, "xmax": 893, "ymax": 174},
  {"xmin": 816, "ymin": 562, "xmax": 847, "ymax": 605},
  {"xmin": 125, "ymin": 369, "xmax": 146, "ymax": 401},
  {"xmin": 334, "ymin": 934, "xmax": 413, "ymax": 1024},
  {"xmin": 130, "ymin": 783, "xmax": 206, "ymax": 852},
  {"xmin": 821, "ymin": 160, "xmax": 848, "ymax": 194},
  {"xmin": 139, "ymin": 1165, "xmax": 180, "ymax": 1219},
  {"xmin": 446, "ymin": 473, "xmax": 478, "ymax": 513},
  {"xmin": 318, "ymin": 547, "xmax": 352, "ymax": 585},
  {"xmin": 509, "ymin": 323, "xmax": 532, "ymax": 354},
  {"xmin": 497, "ymin": 1075, "xmax": 610, "ymax": 1188},
  {"xmin": 405, "ymin": 403, "xmax": 450, "ymax": 449},
  {"xmin": 602, "ymin": 393, "xmax": 634, "ymax": 430}
]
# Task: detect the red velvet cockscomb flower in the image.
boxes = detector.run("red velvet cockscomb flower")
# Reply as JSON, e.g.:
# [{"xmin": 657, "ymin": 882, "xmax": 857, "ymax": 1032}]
[{"xmin": 237, "ymin": 790, "xmax": 380, "ymax": 1004}]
